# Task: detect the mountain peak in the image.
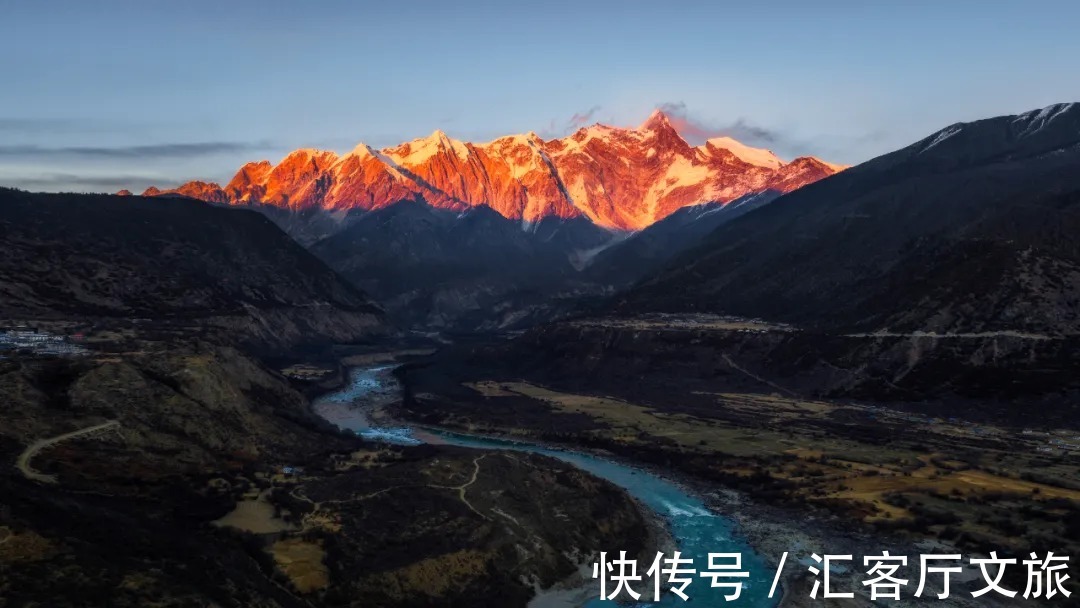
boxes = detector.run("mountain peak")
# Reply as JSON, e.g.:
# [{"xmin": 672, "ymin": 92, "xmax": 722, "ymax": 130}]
[
  {"xmin": 426, "ymin": 129, "xmax": 471, "ymax": 151},
  {"xmin": 639, "ymin": 109, "xmax": 674, "ymax": 131},
  {"xmin": 288, "ymin": 147, "xmax": 333, "ymax": 158},
  {"xmin": 386, "ymin": 130, "xmax": 471, "ymax": 165},
  {"xmin": 279, "ymin": 148, "xmax": 339, "ymax": 170},
  {"xmin": 348, "ymin": 142, "xmax": 379, "ymax": 158}
]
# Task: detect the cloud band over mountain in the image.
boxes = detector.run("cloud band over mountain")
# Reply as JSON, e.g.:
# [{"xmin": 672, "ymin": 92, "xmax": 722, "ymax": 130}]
[{"xmin": 0, "ymin": 141, "xmax": 271, "ymax": 160}]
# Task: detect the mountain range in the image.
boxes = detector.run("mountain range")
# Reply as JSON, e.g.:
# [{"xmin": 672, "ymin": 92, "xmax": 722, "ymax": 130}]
[
  {"xmin": 99, "ymin": 102, "xmax": 1080, "ymax": 345},
  {"xmin": 488, "ymin": 101, "xmax": 1080, "ymax": 407},
  {"xmin": 5, "ymin": 100, "xmax": 1080, "ymax": 607},
  {"xmin": 132, "ymin": 110, "xmax": 844, "ymax": 231},
  {"xmin": 619, "ymin": 102, "xmax": 1080, "ymax": 335}
]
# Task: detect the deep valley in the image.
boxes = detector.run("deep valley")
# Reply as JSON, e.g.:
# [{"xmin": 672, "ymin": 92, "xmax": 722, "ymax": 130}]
[{"xmin": 3, "ymin": 99, "xmax": 1080, "ymax": 607}]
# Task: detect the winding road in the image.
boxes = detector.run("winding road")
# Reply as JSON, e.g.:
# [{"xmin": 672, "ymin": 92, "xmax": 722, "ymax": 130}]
[
  {"xmin": 287, "ymin": 454, "xmax": 493, "ymax": 528},
  {"xmin": 844, "ymin": 330, "xmax": 1062, "ymax": 340},
  {"xmin": 721, "ymin": 354, "xmax": 796, "ymax": 397},
  {"xmin": 16, "ymin": 420, "xmax": 120, "ymax": 484},
  {"xmin": 429, "ymin": 454, "xmax": 489, "ymax": 519}
]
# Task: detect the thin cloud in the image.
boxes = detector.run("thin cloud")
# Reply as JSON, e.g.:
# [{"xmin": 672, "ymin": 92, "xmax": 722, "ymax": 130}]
[
  {"xmin": 0, "ymin": 118, "xmax": 85, "ymax": 134},
  {"xmin": 783, "ymin": 130, "xmax": 891, "ymax": 163},
  {"xmin": 566, "ymin": 105, "xmax": 602, "ymax": 130},
  {"xmin": 0, "ymin": 117, "xmax": 164, "ymax": 138},
  {"xmin": 722, "ymin": 118, "xmax": 780, "ymax": 144},
  {"xmin": 0, "ymin": 141, "xmax": 270, "ymax": 159},
  {"xmin": 655, "ymin": 101, "xmax": 887, "ymax": 164},
  {"xmin": 657, "ymin": 101, "xmax": 782, "ymax": 146},
  {"xmin": 543, "ymin": 105, "xmax": 604, "ymax": 137},
  {"xmin": 1, "ymin": 173, "xmax": 183, "ymax": 193}
]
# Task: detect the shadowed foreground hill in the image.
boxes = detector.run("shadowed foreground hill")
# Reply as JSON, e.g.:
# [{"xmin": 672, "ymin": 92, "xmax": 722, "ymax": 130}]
[
  {"xmin": 0, "ymin": 188, "xmax": 388, "ymax": 352},
  {"xmin": 0, "ymin": 191, "xmax": 657, "ymax": 608},
  {"xmin": 618, "ymin": 102, "xmax": 1080, "ymax": 335},
  {"xmin": 0, "ymin": 345, "xmax": 651, "ymax": 607}
]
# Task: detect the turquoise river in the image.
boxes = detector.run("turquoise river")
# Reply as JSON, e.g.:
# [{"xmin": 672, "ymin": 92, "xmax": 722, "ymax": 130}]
[{"xmin": 313, "ymin": 365, "xmax": 780, "ymax": 607}]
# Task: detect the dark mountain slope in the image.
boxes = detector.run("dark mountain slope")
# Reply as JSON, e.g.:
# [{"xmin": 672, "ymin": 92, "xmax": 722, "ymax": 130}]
[
  {"xmin": 0, "ymin": 188, "xmax": 387, "ymax": 352},
  {"xmin": 586, "ymin": 190, "xmax": 781, "ymax": 288},
  {"xmin": 311, "ymin": 200, "xmax": 615, "ymax": 331},
  {"xmin": 442, "ymin": 104, "xmax": 1080, "ymax": 410},
  {"xmin": 618, "ymin": 103, "xmax": 1080, "ymax": 335},
  {"xmin": 0, "ymin": 343, "xmax": 652, "ymax": 607}
]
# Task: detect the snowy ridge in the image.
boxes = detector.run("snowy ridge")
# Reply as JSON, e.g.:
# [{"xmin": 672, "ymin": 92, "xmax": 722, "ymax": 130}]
[
  {"xmin": 138, "ymin": 109, "xmax": 846, "ymax": 231},
  {"xmin": 701, "ymin": 136, "xmax": 785, "ymax": 169},
  {"xmin": 1015, "ymin": 102, "xmax": 1077, "ymax": 138}
]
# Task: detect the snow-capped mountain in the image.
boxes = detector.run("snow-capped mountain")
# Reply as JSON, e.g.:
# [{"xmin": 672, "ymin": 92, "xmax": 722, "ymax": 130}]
[
  {"xmin": 135, "ymin": 110, "xmax": 845, "ymax": 230},
  {"xmin": 618, "ymin": 102, "xmax": 1080, "ymax": 335}
]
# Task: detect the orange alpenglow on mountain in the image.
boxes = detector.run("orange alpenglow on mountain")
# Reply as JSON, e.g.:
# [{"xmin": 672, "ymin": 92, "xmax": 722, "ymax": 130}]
[{"xmin": 143, "ymin": 110, "xmax": 847, "ymax": 230}]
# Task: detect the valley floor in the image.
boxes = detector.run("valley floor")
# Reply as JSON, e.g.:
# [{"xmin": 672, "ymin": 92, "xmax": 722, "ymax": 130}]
[{"xmin": 394, "ymin": 321, "xmax": 1080, "ymax": 604}]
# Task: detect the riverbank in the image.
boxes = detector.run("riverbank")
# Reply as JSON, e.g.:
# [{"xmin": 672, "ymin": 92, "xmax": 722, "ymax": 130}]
[
  {"xmin": 318, "ymin": 359, "xmax": 965, "ymax": 606},
  {"xmin": 351, "ymin": 360, "xmax": 801, "ymax": 603},
  {"xmin": 527, "ymin": 498, "xmax": 677, "ymax": 608},
  {"xmin": 344, "ymin": 353, "xmax": 1038, "ymax": 606},
  {"xmin": 376, "ymin": 402, "xmax": 786, "ymax": 605},
  {"xmin": 310, "ymin": 362, "xmax": 681, "ymax": 606},
  {"xmin": 405, "ymin": 416, "xmax": 983, "ymax": 607},
  {"xmin": 406, "ymin": 418, "xmax": 804, "ymax": 604}
]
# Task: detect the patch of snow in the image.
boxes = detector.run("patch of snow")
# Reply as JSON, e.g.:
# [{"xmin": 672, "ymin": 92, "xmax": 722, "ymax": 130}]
[
  {"xmin": 639, "ymin": 156, "xmax": 714, "ymax": 222},
  {"xmin": 566, "ymin": 177, "xmax": 591, "ymax": 211},
  {"xmin": 571, "ymin": 232, "xmax": 633, "ymax": 270},
  {"xmin": 693, "ymin": 203, "xmax": 727, "ymax": 218},
  {"xmin": 287, "ymin": 147, "xmax": 336, "ymax": 160},
  {"xmin": 638, "ymin": 109, "xmax": 674, "ymax": 132},
  {"xmin": 346, "ymin": 143, "xmax": 379, "ymax": 159},
  {"xmin": 701, "ymin": 137, "xmax": 785, "ymax": 169},
  {"xmin": 818, "ymin": 159, "xmax": 850, "ymax": 172},
  {"xmin": 723, "ymin": 191, "xmax": 773, "ymax": 212},
  {"xmin": 659, "ymin": 156, "xmax": 713, "ymax": 190},
  {"xmin": 920, "ymin": 125, "xmax": 962, "ymax": 154},
  {"xmin": 367, "ymin": 148, "xmax": 416, "ymax": 184},
  {"xmin": 1017, "ymin": 102, "xmax": 1076, "ymax": 137},
  {"xmin": 384, "ymin": 130, "xmax": 471, "ymax": 166}
]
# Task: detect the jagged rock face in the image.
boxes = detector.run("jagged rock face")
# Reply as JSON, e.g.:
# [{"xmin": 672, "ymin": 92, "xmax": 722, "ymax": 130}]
[
  {"xmin": 166, "ymin": 180, "xmax": 231, "ymax": 204},
  {"xmin": 141, "ymin": 111, "xmax": 845, "ymax": 230},
  {"xmin": 541, "ymin": 112, "xmax": 842, "ymax": 228}
]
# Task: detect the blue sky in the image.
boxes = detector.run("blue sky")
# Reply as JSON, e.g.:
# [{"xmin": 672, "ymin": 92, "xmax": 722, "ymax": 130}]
[{"xmin": 2, "ymin": 0, "xmax": 1078, "ymax": 192}]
